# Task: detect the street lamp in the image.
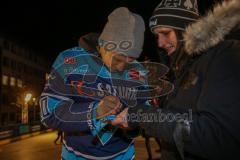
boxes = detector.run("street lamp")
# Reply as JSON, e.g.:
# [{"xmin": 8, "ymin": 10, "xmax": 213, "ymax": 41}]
[
  {"xmin": 24, "ymin": 93, "xmax": 32, "ymax": 104},
  {"xmin": 32, "ymin": 97, "xmax": 36, "ymax": 122},
  {"xmin": 22, "ymin": 93, "xmax": 32, "ymax": 124}
]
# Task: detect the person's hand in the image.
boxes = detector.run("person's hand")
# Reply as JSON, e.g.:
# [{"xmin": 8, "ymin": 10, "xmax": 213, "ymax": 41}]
[
  {"xmin": 111, "ymin": 108, "xmax": 129, "ymax": 128},
  {"xmin": 96, "ymin": 95, "xmax": 122, "ymax": 119}
]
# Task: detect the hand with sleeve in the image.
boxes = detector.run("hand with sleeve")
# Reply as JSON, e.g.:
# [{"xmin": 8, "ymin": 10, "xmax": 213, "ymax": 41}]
[{"xmin": 96, "ymin": 95, "xmax": 123, "ymax": 120}]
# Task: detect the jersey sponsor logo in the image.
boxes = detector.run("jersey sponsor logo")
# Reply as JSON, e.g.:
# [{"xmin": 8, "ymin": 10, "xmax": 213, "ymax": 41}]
[
  {"xmin": 70, "ymin": 80, "xmax": 95, "ymax": 97},
  {"xmin": 128, "ymin": 69, "xmax": 146, "ymax": 82},
  {"xmin": 64, "ymin": 57, "xmax": 76, "ymax": 64},
  {"xmin": 97, "ymin": 83, "xmax": 137, "ymax": 101}
]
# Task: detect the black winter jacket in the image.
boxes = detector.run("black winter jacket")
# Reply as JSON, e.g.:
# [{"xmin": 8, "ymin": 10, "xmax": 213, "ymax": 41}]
[{"xmin": 128, "ymin": 1, "xmax": 240, "ymax": 159}]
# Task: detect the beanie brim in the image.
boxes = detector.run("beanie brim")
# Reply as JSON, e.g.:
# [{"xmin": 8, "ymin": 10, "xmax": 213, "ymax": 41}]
[{"xmin": 150, "ymin": 15, "xmax": 198, "ymax": 31}]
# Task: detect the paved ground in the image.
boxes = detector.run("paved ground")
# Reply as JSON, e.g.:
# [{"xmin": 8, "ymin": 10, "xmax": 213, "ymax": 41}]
[{"xmin": 0, "ymin": 131, "xmax": 161, "ymax": 160}]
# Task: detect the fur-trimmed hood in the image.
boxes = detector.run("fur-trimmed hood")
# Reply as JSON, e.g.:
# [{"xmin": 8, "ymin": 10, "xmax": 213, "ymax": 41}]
[{"xmin": 184, "ymin": 0, "xmax": 240, "ymax": 55}]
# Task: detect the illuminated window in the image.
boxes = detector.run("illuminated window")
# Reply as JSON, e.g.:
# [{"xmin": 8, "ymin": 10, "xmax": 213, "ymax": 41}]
[
  {"xmin": 2, "ymin": 75, "xmax": 8, "ymax": 85},
  {"xmin": 10, "ymin": 77, "xmax": 16, "ymax": 86},
  {"xmin": 17, "ymin": 79, "xmax": 23, "ymax": 88}
]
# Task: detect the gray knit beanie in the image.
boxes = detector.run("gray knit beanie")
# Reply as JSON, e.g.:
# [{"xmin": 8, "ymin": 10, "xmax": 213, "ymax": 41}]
[{"xmin": 98, "ymin": 7, "xmax": 145, "ymax": 58}]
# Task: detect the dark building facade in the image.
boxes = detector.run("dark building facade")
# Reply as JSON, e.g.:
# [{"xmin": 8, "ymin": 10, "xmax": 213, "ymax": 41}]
[{"xmin": 0, "ymin": 37, "xmax": 49, "ymax": 127}]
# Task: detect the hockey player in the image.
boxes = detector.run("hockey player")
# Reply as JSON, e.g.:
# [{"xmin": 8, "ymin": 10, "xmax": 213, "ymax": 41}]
[{"xmin": 40, "ymin": 7, "xmax": 147, "ymax": 160}]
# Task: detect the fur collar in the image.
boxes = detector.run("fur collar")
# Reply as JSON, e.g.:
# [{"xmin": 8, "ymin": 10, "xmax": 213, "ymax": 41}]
[{"xmin": 183, "ymin": 0, "xmax": 240, "ymax": 55}]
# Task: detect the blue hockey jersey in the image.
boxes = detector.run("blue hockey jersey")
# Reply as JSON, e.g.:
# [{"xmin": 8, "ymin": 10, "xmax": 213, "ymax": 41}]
[{"xmin": 39, "ymin": 34, "xmax": 149, "ymax": 160}]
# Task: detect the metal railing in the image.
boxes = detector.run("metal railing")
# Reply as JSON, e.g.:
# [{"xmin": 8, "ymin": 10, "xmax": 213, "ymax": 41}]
[{"xmin": 0, "ymin": 122, "xmax": 48, "ymax": 140}]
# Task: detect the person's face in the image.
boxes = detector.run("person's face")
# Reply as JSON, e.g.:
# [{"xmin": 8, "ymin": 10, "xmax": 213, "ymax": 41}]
[
  {"xmin": 153, "ymin": 27, "xmax": 178, "ymax": 56},
  {"xmin": 99, "ymin": 47, "xmax": 136, "ymax": 72}
]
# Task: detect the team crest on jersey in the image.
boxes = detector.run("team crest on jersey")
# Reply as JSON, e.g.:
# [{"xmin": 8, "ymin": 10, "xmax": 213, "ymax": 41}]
[{"xmin": 128, "ymin": 68, "xmax": 146, "ymax": 82}]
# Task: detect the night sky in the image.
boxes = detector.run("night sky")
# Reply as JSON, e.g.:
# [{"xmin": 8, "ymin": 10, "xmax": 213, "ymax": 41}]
[{"xmin": 0, "ymin": 0, "xmax": 216, "ymax": 63}]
